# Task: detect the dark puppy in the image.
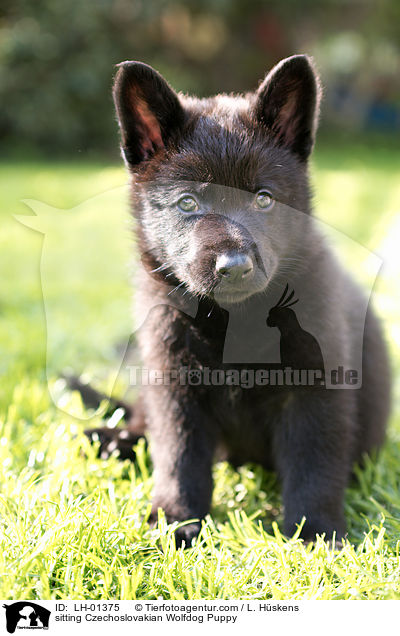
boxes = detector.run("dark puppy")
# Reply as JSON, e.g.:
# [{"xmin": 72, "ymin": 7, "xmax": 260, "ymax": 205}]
[{"xmin": 89, "ymin": 55, "xmax": 391, "ymax": 546}]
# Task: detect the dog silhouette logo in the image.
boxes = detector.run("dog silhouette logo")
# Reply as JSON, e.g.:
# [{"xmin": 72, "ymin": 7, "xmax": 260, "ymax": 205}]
[
  {"xmin": 2, "ymin": 602, "xmax": 50, "ymax": 633},
  {"xmin": 267, "ymin": 284, "xmax": 325, "ymax": 373}
]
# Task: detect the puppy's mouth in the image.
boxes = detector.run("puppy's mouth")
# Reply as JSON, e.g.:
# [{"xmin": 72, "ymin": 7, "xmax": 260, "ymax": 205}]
[{"xmin": 211, "ymin": 284, "xmax": 256, "ymax": 305}]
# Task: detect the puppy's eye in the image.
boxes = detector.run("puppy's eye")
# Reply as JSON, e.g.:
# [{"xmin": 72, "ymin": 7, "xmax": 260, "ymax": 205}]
[
  {"xmin": 177, "ymin": 195, "xmax": 199, "ymax": 213},
  {"xmin": 255, "ymin": 190, "xmax": 274, "ymax": 210}
]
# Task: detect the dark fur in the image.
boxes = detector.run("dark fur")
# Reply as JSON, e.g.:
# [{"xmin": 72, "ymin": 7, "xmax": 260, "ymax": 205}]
[{"xmin": 88, "ymin": 55, "xmax": 391, "ymax": 546}]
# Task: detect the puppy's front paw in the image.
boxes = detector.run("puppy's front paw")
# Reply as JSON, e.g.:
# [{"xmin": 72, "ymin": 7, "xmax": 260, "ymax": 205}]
[
  {"xmin": 173, "ymin": 522, "xmax": 202, "ymax": 549},
  {"xmin": 285, "ymin": 516, "xmax": 346, "ymax": 545},
  {"xmin": 149, "ymin": 510, "xmax": 202, "ymax": 549}
]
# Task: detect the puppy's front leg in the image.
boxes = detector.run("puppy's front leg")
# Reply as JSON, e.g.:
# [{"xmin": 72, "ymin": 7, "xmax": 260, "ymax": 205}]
[
  {"xmin": 274, "ymin": 389, "xmax": 354, "ymax": 543},
  {"xmin": 144, "ymin": 384, "xmax": 216, "ymax": 547}
]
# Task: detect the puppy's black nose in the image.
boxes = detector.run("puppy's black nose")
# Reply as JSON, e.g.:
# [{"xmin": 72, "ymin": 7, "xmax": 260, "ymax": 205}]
[{"xmin": 215, "ymin": 252, "xmax": 253, "ymax": 282}]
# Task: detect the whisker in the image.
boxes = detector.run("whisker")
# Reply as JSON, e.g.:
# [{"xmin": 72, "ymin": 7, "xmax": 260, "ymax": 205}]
[
  {"xmin": 149, "ymin": 262, "xmax": 170, "ymax": 274},
  {"xmin": 279, "ymin": 256, "xmax": 304, "ymax": 263},
  {"xmin": 167, "ymin": 281, "xmax": 185, "ymax": 296},
  {"xmin": 277, "ymin": 264, "xmax": 308, "ymax": 275}
]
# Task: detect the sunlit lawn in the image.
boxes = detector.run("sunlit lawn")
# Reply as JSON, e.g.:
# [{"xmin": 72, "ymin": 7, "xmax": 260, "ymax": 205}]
[{"xmin": 0, "ymin": 139, "xmax": 400, "ymax": 599}]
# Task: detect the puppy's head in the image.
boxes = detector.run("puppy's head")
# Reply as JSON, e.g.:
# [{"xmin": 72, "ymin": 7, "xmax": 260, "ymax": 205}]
[{"xmin": 113, "ymin": 56, "xmax": 321, "ymax": 305}]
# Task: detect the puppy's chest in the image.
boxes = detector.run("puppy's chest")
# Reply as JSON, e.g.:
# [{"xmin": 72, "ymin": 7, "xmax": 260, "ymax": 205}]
[{"xmin": 212, "ymin": 385, "xmax": 292, "ymax": 467}]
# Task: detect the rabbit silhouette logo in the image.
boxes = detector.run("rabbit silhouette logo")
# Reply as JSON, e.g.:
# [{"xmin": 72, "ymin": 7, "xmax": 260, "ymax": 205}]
[
  {"xmin": 2, "ymin": 602, "xmax": 50, "ymax": 633},
  {"xmin": 267, "ymin": 284, "xmax": 325, "ymax": 375}
]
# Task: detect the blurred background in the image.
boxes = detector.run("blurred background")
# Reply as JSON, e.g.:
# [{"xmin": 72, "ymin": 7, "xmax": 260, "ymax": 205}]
[{"xmin": 1, "ymin": 0, "xmax": 400, "ymax": 158}]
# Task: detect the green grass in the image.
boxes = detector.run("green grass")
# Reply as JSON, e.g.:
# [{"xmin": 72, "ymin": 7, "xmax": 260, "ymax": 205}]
[{"xmin": 1, "ymin": 141, "xmax": 400, "ymax": 599}]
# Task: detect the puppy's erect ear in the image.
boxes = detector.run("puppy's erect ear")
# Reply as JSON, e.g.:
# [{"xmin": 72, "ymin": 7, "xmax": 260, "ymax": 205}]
[
  {"xmin": 255, "ymin": 55, "xmax": 321, "ymax": 161},
  {"xmin": 113, "ymin": 61, "xmax": 185, "ymax": 167}
]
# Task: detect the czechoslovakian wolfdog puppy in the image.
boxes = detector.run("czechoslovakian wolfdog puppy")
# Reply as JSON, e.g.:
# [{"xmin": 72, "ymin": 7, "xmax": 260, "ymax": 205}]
[{"xmin": 87, "ymin": 55, "xmax": 390, "ymax": 547}]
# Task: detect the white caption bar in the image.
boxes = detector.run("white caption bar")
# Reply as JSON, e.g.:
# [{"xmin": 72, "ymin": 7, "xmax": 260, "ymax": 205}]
[{"xmin": 0, "ymin": 599, "xmax": 398, "ymax": 635}]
